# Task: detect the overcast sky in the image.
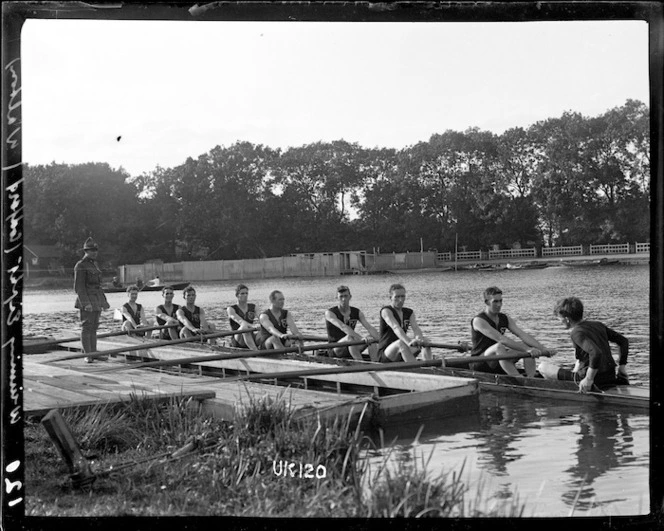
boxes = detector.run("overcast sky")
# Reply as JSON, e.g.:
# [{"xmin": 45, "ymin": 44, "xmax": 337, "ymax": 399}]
[{"xmin": 21, "ymin": 18, "xmax": 649, "ymax": 178}]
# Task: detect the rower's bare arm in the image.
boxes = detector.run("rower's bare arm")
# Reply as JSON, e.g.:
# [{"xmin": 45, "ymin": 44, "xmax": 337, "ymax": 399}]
[
  {"xmin": 259, "ymin": 314, "xmax": 280, "ymax": 337},
  {"xmin": 508, "ymin": 318, "xmax": 546, "ymax": 350},
  {"xmin": 358, "ymin": 311, "xmax": 379, "ymax": 340},
  {"xmin": 410, "ymin": 314, "xmax": 427, "ymax": 341},
  {"xmin": 176, "ymin": 309, "xmax": 194, "ymax": 330},
  {"xmin": 381, "ymin": 308, "xmax": 411, "ymax": 343},
  {"xmin": 287, "ymin": 313, "xmax": 301, "ymax": 337},
  {"xmin": 325, "ymin": 310, "xmax": 347, "ymax": 333}
]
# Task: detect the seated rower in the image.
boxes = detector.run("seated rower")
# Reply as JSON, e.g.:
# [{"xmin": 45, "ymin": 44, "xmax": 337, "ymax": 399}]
[
  {"xmin": 378, "ymin": 284, "xmax": 432, "ymax": 362},
  {"xmin": 538, "ymin": 297, "xmax": 629, "ymax": 391},
  {"xmin": 149, "ymin": 275, "xmax": 162, "ymax": 287},
  {"xmin": 155, "ymin": 285, "xmax": 181, "ymax": 340},
  {"xmin": 226, "ymin": 284, "xmax": 258, "ymax": 350},
  {"xmin": 176, "ymin": 286, "xmax": 217, "ymax": 340},
  {"xmin": 121, "ymin": 285, "xmax": 149, "ymax": 337},
  {"xmin": 470, "ymin": 286, "xmax": 553, "ymax": 377},
  {"xmin": 111, "ymin": 276, "xmax": 122, "ymax": 288},
  {"xmin": 256, "ymin": 290, "xmax": 303, "ymax": 350},
  {"xmin": 325, "ymin": 285, "xmax": 379, "ymax": 361}
]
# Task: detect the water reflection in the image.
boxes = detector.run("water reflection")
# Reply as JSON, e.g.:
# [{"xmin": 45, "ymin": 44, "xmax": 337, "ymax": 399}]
[
  {"xmin": 372, "ymin": 394, "xmax": 649, "ymax": 516},
  {"xmin": 562, "ymin": 411, "xmax": 637, "ymax": 511}
]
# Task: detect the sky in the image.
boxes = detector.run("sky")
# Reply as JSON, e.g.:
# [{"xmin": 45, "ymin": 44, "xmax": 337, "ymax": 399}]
[{"xmin": 21, "ymin": 18, "xmax": 649, "ymax": 178}]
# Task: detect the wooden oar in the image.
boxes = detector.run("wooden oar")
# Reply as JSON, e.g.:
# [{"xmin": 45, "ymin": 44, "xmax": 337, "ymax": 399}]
[
  {"xmin": 286, "ymin": 334, "xmax": 329, "ymax": 342},
  {"xmin": 422, "ymin": 340, "xmax": 471, "ymax": 352},
  {"xmin": 44, "ymin": 329, "xmax": 243, "ymax": 363},
  {"xmin": 23, "ymin": 324, "xmax": 179, "ymax": 351},
  {"xmin": 92, "ymin": 339, "xmax": 374, "ymax": 373},
  {"xmin": 193, "ymin": 350, "xmax": 555, "ymax": 385}
]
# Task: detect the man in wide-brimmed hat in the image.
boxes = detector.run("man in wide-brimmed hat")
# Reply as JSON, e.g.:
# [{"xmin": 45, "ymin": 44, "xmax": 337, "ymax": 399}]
[{"xmin": 74, "ymin": 237, "xmax": 110, "ymax": 362}]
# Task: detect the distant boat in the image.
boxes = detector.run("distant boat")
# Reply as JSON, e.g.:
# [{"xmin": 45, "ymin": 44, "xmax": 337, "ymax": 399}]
[
  {"xmin": 103, "ymin": 281, "xmax": 191, "ymax": 293},
  {"xmin": 561, "ymin": 258, "xmax": 621, "ymax": 268}
]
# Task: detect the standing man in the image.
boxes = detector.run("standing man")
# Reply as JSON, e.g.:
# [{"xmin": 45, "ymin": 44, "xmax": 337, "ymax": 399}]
[
  {"xmin": 74, "ymin": 237, "xmax": 110, "ymax": 363},
  {"xmin": 539, "ymin": 297, "xmax": 629, "ymax": 391},
  {"xmin": 227, "ymin": 284, "xmax": 258, "ymax": 350},
  {"xmin": 470, "ymin": 286, "xmax": 553, "ymax": 377},
  {"xmin": 377, "ymin": 284, "xmax": 432, "ymax": 362},
  {"xmin": 177, "ymin": 286, "xmax": 217, "ymax": 339},
  {"xmin": 256, "ymin": 290, "xmax": 303, "ymax": 350},
  {"xmin": 325, "ymin": 285, "xmax": 379, "ymax": 361}
]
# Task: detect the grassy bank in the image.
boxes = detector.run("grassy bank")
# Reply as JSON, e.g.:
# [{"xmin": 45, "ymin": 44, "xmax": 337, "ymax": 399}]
[{"xmin": 25, "ymin": 392, "xmax": 523, "ymax": 518}]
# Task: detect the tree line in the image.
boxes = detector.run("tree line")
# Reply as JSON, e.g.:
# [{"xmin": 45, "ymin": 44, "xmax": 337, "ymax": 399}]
[{"xmin": 24, "ymin": 99, "xmax": 650, "ymax": 268}]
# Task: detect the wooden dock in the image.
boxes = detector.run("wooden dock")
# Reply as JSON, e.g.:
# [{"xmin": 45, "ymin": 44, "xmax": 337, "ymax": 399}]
[{"xmin": 24, "ymin": 338, "xmax": 480, "ymax": 426}]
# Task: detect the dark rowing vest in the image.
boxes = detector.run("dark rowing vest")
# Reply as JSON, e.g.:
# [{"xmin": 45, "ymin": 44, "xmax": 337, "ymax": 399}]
[
  {"xmin": 470, "ymin": 311, "xmax": 509, "ymax": 357},
  {"xmin": 378, "ymin": 306, "xmax": 413, "ymax": 353},
  {"xmin": 156, "ymin": 303, "xmax": 179, "ymax": 325},
  {"xmin": 181, "ymin": 305, "xmax": 201, "ymax": 328},
  {"xmin": 258, "ymin": 309, "xmax": 289, "ymax": 340},
  {"xmin": 326, "ymin": 306, "xmax": 360, "ymax": 342},
  {"xmin": 122, "ymin": 302, "xmax": 142, "ymax": 325},
  {"xmin": 229, "ymin": 303, "xmax": 256, "ymax": 330}
]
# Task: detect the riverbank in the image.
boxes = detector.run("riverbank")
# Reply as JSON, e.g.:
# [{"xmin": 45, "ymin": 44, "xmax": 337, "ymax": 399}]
[
  {"xmin": 21, "ymin": 252, "xmax": 649, "ymax": 290},
  {"xmin": 24, "ymin": 393, "xmax": 525, "ymax": 517}
]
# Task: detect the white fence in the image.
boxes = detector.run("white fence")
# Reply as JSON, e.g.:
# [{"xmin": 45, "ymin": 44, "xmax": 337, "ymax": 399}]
[
  {"xmin": 590, "ymin": 243, "xmax": 630, "ymax": 255},
  {"xmin": 541, "ymin": 245, "xmax": 583, "ymax": 257},
  {"xmin": 456, "ymin": 250, "xmax": 483, "ymax": 261},
  {"xmin": 635, "ymin": 242, "xmax": 650, "ymax": 253},
  {"xmin": 436, "ymin": 252, "xmax": 452, "ymax": 262},
  {"xmin": 488, "ymin": 248, "xmax": 536, "ymax": 259}
]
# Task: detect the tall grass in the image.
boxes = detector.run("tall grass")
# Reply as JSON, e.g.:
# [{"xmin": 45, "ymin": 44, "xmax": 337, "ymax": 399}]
[{"xmin": 25, "ymin": 391, "xmax": 526, "ymax": 517}]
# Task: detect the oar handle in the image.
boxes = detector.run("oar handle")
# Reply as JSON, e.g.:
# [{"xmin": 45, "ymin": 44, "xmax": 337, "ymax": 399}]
[{"xmin": 422, "ymin": 340, "xmax": 470, "ymax": 352}]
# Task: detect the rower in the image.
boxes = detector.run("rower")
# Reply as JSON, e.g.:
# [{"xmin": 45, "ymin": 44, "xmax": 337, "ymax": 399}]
[
  {"xmin": 120, "ymin": 285, "xmax": 149, "ymax": 337},
  {"xmin": 377, "ymin": 284, "xmax": 432, "ymax": 362},
  {"xmin": 469, "ymin": 286, "xmax": 553, "ymax": 377},
  {"xmin": 154, "ymin": 285, "xmax": 181, "ymax": 340},
  {"xmin": 325, "ymin": 285, "xmax": 379, "ymax": 361},
  {"xmin": 176, "ymin": 286, "xmax": 217, "ymax": 340},
  {"xmin": 226, "ymin": 284, "xmax": 258, "ymax": 350},
  {"xmin": 256, "ymin": 290, "xmax": 303, "ymax": 350},
  {"xmin": 538, "ymin": 297, "xmax": 629, "ymax": 391}
]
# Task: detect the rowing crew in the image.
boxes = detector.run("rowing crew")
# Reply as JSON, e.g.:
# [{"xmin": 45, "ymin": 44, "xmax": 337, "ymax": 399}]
[{"xmin": 119, "ymin": 281, "xmax": 630, "ymax": 392}]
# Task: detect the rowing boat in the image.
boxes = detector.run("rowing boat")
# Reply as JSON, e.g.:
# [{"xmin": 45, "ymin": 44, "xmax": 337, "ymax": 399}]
[
  {"xmin": 295, "ymin": 354, "xmax": 649, "ymax": 410},
  {"xmin": 65, "ymin": 335, "xmax": 649, "ymax": 411},
  {"xmin": 103, "ymin": 281, "xmax": 191, "ymax": 293}
]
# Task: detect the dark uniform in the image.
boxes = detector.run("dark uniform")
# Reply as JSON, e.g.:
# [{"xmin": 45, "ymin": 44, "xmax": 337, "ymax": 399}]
[
  {"xmin": 180, "ymin": 305, "xmax": 202, "ymax": 331},
  {"xmin": 377, "ymin": 306, "xmax": 414, "ymax": 362},
  {"xmin": 74, "ymin": 241, "xmax": 109, "ymax": 354},
  {"xmin": 469, "ymin": 311, "xmax": 509, "ymax": 374},
  {"xmin": 229, "ymin": 303, "xmax": 256, "ymax": 348},
  {"xmin": 256, "ymin": 309, "xmax": 288, "ymax": 349},
  {"xmin": 558, "ymin": 320, "xmax": 629, "ymax": 387},
  {"xmin": 156, "ymin": 303, "xmax": 180, "ymax": 339},
  {"xmin": 326, "ymin": 306, "xmax": 361, "ymax": 358}
]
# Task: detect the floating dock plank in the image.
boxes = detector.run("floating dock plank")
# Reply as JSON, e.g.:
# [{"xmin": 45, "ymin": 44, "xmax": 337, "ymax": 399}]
[{"xmin": 23, "ymin": 355, "xmax": 378, "ymax": 424}]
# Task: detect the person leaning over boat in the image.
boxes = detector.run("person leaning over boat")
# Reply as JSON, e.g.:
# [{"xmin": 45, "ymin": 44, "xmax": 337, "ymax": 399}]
[
  {"xmin": 120, "ymin": 285, "xmax": 149, "ymax": 337},
  {"xmin": 377, "ymin": 283, "xmax": 432, "ymax": 362},
  {"xmin": 470, "ymin": 286, "xmax": 554, "ymax": 377},
  {"xmin": 155, "ymin": 285, "xmax": 181, "ymax": 340},
  {"xmin": 227, "ymin": 284, "xmax": 258, "ymax": 350},
  {"xmin": 325, "ymin": 285, "xmax": 379, "ymax": 361},
  {"xmin": 538, "ymin": 297, "xmax": 629, "ymax": 392},
  {"xmin": 176, "ymin": 286, "xmax": 217, "ymax": 340},
  {"xmin": 74, "ymin": 237, "xmax": 111, "ymax": 363},
  {"xmin": 256, "ymin": 290, "xmax": 303, "ymax": 350}
]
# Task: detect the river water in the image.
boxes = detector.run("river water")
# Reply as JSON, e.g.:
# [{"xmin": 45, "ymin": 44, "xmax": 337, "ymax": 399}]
[{"xmin": 22, "ymin": 263, "xmax": 650, "ymax": 516}]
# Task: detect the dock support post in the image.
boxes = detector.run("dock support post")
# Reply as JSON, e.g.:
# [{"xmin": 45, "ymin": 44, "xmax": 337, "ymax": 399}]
[{"xmin": 41, "ymin": 409, "xmax": 96, "ymax": 488}]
